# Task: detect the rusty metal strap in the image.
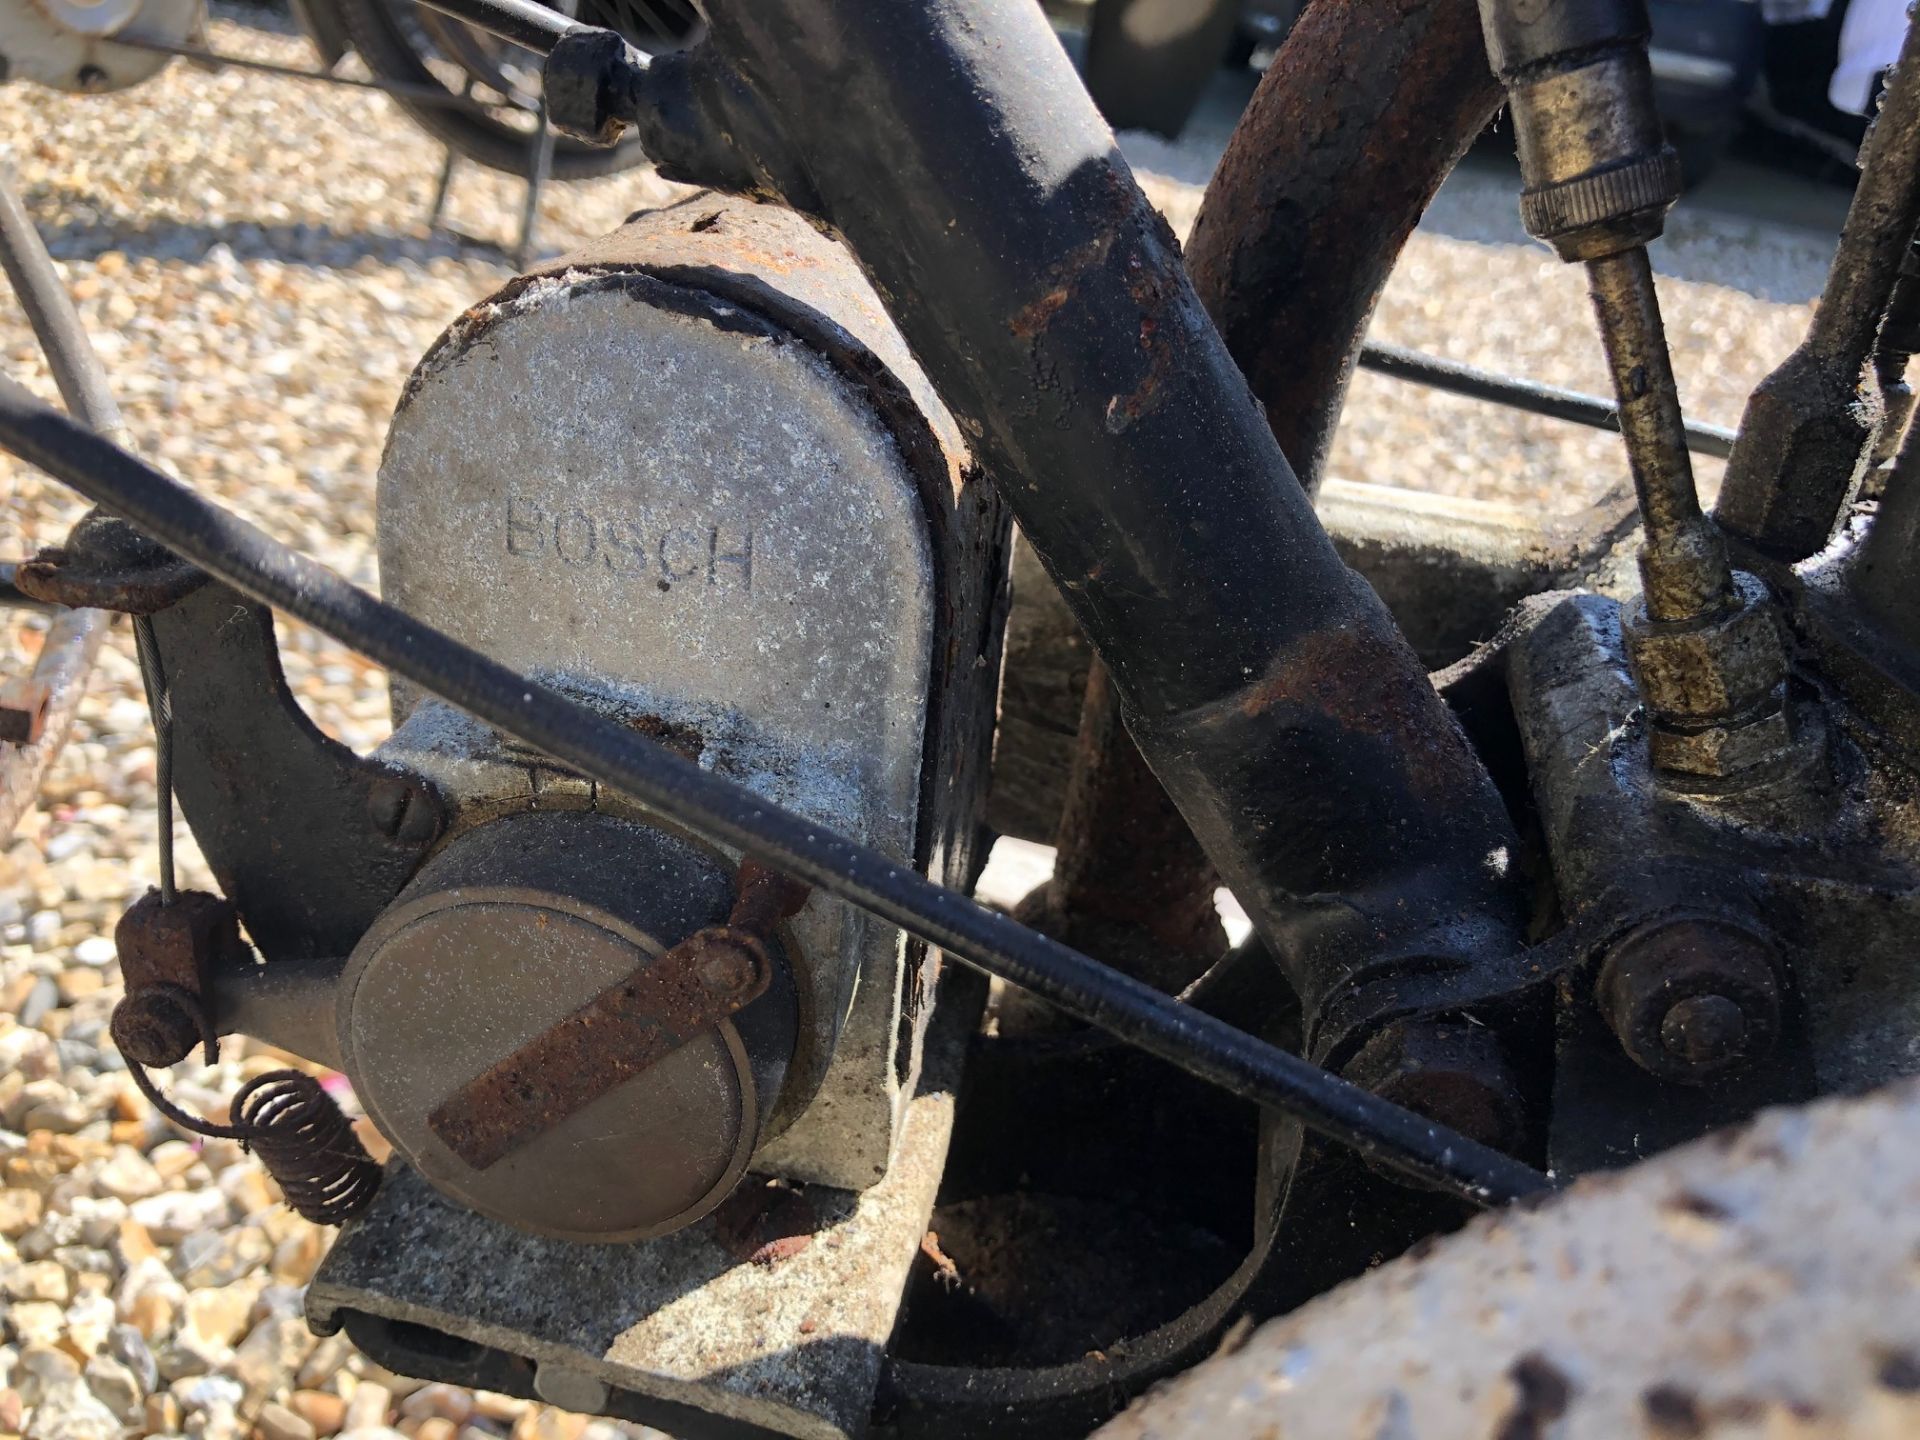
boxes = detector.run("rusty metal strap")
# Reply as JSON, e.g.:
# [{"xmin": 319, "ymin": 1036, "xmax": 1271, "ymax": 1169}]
[{"xmin": 428, "ymin": 927, "xmax": 773, "ymax": 1171}]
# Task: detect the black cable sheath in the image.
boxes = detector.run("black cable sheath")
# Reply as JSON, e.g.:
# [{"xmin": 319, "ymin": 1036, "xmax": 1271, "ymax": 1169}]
[
  {"xmin": 0, "ymin": 377, "xmax": 1554, "ymax": 1207},
  {"xmin": 1360, "ymin": 341, "xmax": 1736, "ymax": 459}
]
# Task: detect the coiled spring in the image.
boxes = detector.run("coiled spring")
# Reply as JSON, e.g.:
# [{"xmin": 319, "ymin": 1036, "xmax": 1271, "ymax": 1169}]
[{"xmin": 127, "ymin": 1047, "xmax": 382, "ymax": 1226}]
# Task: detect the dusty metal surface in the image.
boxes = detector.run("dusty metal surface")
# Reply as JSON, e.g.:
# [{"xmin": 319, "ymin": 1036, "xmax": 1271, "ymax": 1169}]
[
  {"xmin": 376, "ymin": 197, "xmax": 1010, "ymax": 1192},
  {"xmin": 427, "ymin": 929, "xmax": 773, "ymax": 1173},
  {"xmin": 338, "ymin": 810, "xmax": 798, "ymax": 1243},
  {"xmin": 1184, "ymin": 0, "xmax": 1501, "ymax": 490},
  {"xmin": 426, "ymin": 860, "xmax": 804, "ymax": 1174},
  {"xmin": 309, "ymin": 980, "xmax": 975, "ymax": 1440},
  {"xmin": 1098, "ymin": 1077, "xmax": 1920, "ymax": 1440}
]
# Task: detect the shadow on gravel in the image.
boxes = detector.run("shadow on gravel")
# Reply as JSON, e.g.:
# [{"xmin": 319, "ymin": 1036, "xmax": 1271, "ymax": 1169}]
[{"xmin": 23, "ymin": 204, "xmax": 515, "ymax": 273}]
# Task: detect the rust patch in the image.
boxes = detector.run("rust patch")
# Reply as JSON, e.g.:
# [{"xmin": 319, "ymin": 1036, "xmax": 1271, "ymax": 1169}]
[
  {"xmin": 713, "ymin": 1179, "xmax": 817, "ymax": 1267},
  {"xmin": 918, "ymin": 1230, "xmax": 961, "ymax": 1289},
  {"xmin": 1236, "ymin": 621, "xmax": 1483, "ymax": 802},
  {"xmin": 1007, "ymin": 230, "xmax": 1116, "ymax": 338},
  {"xmin": 1185, "ymin": 0, "xmax": 1501, "ymax": 487},
  {"xmin": 427, "ymin": 926, "xmax": 775, "ymax": 1171},
  {"xmin": 425, "ymin": 860, "xmax": 805, "ymax": 1171},
  {"xmin": 626, "ymin": 711, "xmax": 706, "ymax": 761},
  {"xmin": 1009, "ymin": 286, "xmax": 1071, "ymax": 338}
]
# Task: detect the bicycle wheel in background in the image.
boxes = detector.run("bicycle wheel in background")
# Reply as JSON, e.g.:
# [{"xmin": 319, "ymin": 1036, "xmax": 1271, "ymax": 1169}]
[{"xmin": 326, "ymin": 0, "xmax": 699, "ymax": 179}]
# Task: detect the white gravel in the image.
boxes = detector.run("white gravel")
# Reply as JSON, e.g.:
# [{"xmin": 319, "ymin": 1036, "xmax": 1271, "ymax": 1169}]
[{"xmin": 0, "ymin": 8, "xmax": 1843, "ymax": 1440}]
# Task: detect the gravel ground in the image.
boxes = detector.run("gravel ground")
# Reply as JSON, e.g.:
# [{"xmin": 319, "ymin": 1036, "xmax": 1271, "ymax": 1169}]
[{"xmin": 0, "ymin": 10, "xmax": 1843, "ymax": 1440}]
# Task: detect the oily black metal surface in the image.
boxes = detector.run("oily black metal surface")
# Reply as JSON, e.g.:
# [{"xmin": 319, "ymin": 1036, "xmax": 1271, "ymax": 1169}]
[
  {"xmin": 142, "ymin": 580, "xmax": 445, "ymax": 963},
  {"xmin": 0, "ymin": 376, "xmax": 1552, "ymax": 1207},
  {"xmin": 681, "ymin": 0, "xmax": 1528, "ymax": 1075},
  {"xmin": 1185, "ymin": 0, "xmax": 1502, "ymax": 493}
]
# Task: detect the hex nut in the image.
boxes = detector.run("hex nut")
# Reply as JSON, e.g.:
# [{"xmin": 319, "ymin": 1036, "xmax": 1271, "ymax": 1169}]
[
  {"xmin": 1647, "ymin": 701, "xmax": 1794, "ymax": 780},
  {"xmin": 1715, "ymin": 346, "xmax": 1879, "ymax": 559},
  {"xmin": 1597, "ymin": 916, "xmax": 1783, "ymax": 1084},
  {"xmin": 1624, "ymin": 571, "xmax": 1785, "ymax": 726}
]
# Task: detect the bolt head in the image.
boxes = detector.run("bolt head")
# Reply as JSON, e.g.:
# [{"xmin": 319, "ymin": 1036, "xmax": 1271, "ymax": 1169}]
[
  {"xmin": 1660, "ymin": 993, "xmax": 1748, "ymax": 1066},
  {"xmin": 1598, "ymin": 917, "xmax": 1782, "ymax": 1084},
  {"xmin": 366, "ymin": 773, "xmax": 442, "ymax": 845},
  {"xmin": 696, "ymin": 938, "xmax": 758, "ymax": 997},
  {"xmin": 110, "ymin": 990, "xmax": 202, "ymax": 1068},
  {"xmin": 1343, "ymin": 1018, "xmax": 1527, "ymax": 1166}
]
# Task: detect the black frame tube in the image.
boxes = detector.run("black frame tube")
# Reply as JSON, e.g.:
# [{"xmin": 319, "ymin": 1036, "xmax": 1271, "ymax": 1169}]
[
  {"xmin": 0, "ymin": 376, "xmax": 1550, "ymax": 1208},
  {"xmin": 687, "ymin": 0, "xmax": 1528, "ymax": 1057}
]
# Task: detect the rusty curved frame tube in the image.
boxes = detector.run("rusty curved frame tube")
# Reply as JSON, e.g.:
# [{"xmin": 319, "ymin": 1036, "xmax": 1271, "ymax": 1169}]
[{"xmin": 1187, "ymin": 0, "xmax": 1505, "ymax": 497}]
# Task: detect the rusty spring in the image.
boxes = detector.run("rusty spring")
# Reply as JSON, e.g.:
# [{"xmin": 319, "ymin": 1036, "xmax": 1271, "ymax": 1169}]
[{"xmin": 126, "ymin": 1024, "xmax": 381, "ymax": 1227}]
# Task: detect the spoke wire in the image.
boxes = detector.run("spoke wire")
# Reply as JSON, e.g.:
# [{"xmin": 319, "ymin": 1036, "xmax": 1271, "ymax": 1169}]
[{"xmin": 130, "ymin": 616, "xmax": 177, "ymax": 905}]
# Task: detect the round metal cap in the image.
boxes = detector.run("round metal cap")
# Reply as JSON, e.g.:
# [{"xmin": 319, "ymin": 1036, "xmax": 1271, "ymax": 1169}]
[{"xmin": 338, "ymin": 811, "xmax": 797, "ymax": 1242}]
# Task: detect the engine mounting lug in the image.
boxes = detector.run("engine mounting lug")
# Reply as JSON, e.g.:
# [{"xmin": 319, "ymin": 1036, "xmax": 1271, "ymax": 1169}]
[{"xmin": 1596, "ymin": 917, "xmax": 1783, "ymax": 1084}]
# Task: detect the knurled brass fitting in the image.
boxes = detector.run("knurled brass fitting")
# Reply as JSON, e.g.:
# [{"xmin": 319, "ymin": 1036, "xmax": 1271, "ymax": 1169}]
[
  {"xmin": 1479, "ymin": 0, "xmax": 1682, "ymax": 262},
  {"xmin": 1509, "ymin": 55, "xmax": 1683, "ymax": 262}
]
